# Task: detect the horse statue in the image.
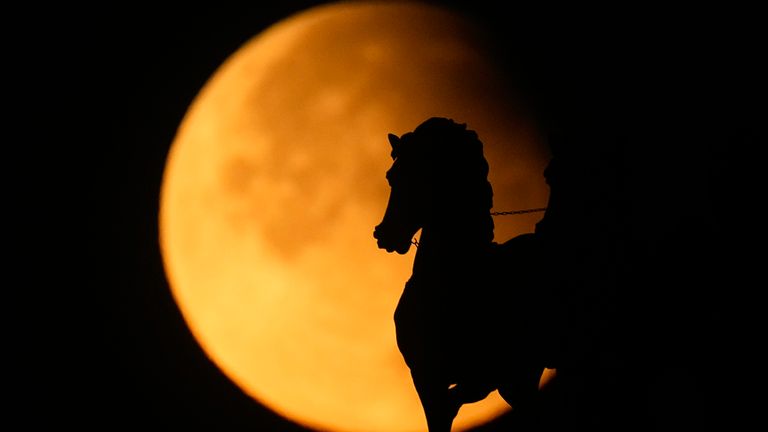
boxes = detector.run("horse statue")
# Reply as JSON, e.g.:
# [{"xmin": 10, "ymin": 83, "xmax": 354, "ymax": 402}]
[{"xmin": 373, "ymin": 117, "xmax": 560, "ymax": 431}]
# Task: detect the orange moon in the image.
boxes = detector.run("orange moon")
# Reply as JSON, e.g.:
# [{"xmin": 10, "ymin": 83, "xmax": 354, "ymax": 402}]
[{"xmin": 160, "ymin": 1, "xmax": 551, "ymax": 431}]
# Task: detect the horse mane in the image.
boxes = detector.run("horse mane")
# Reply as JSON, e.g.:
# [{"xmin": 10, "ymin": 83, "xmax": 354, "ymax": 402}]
[{"xmin": 397, "ymin": 117, "xmax": 495, "ymax": 242}]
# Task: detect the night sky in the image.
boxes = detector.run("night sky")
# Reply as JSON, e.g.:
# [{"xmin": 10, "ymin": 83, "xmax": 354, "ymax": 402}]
[{"xmin": 85, "ymin": 1, "xmax": 766, "ymax": 430}]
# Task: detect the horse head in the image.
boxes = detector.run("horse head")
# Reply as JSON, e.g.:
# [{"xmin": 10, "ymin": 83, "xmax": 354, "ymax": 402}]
[
  {"xmin": 373, "ymin": 131, "xmax": 427, "ymax": 254},
  {"xmin": 373, "ymin": 117, "xmax": 494, "ymax": 254}
]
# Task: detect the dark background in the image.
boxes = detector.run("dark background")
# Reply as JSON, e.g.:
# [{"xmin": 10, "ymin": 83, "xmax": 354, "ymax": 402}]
[{"xmin": 53, "ymin": 1, "xmax": 764, "ymax": 430}]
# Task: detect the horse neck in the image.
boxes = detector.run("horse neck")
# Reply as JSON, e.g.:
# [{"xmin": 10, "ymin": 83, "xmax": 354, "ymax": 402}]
[{"xmin": 413, "ymin": 209, "xmax": 494, "ymax": 275}]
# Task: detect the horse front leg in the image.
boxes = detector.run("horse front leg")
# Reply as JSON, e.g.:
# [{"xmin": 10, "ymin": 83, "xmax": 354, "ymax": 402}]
[{"xmin": 410, "ymin": 367, "xmax": 460, "ymax": 432}]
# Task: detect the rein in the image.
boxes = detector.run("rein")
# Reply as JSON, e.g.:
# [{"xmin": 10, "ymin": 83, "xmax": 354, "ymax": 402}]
[
  {"xmin": 410, "ymin": 207, "xmax": 547, "ymax": 248},
  {"xmin": 490, "ymin": 207, "xmax": 548, "ymax": 216}
]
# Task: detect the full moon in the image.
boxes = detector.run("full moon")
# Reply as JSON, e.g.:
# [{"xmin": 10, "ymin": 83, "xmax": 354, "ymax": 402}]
[{"xmin": 160, "ymin": 1, "xmax": 551, "ymax": 431}]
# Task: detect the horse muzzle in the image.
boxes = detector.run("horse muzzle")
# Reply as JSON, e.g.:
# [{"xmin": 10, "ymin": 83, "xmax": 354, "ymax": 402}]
[{"xmin": 373, "ymin": 224, "xmax": 412, "ymax": 254}]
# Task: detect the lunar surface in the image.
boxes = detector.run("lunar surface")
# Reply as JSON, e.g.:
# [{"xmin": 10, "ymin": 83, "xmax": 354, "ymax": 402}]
[{"xmin": 160, "ymin": 2, "xmax": 551, "ymax": 431}]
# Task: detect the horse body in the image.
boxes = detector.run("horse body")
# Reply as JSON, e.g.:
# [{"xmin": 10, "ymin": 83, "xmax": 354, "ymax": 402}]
[{"xmin": 374, "ymin": 118, "xmax": 557, "ymax": 431}]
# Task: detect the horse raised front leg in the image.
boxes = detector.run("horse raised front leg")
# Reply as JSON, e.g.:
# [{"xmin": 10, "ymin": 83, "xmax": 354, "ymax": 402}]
[{"xmin": 410, "ymin": 368, "xmax": 460, "ymax": 432}]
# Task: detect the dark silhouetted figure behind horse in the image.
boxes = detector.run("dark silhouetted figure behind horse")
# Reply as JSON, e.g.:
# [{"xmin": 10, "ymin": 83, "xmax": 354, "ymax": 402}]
[{"xmin": 373, "ymin": 118, "xmax": 562, "ymax": 431}]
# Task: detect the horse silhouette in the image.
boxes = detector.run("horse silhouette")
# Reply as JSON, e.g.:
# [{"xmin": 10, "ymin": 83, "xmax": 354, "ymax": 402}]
[{"xmin": 373, "ymin": 117, "xmax": 561, "ymax": 431}]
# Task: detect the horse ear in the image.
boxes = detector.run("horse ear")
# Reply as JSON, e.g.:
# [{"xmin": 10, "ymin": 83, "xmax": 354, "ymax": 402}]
[{"xmin": 388, "ymin": 133, "xmax": 400, "ymax": 159}]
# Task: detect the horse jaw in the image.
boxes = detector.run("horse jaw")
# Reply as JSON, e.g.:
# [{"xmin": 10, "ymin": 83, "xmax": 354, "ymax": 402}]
[{"xmin": 393, "ymin": 242, "xmax": 411, "ymax": 254}]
